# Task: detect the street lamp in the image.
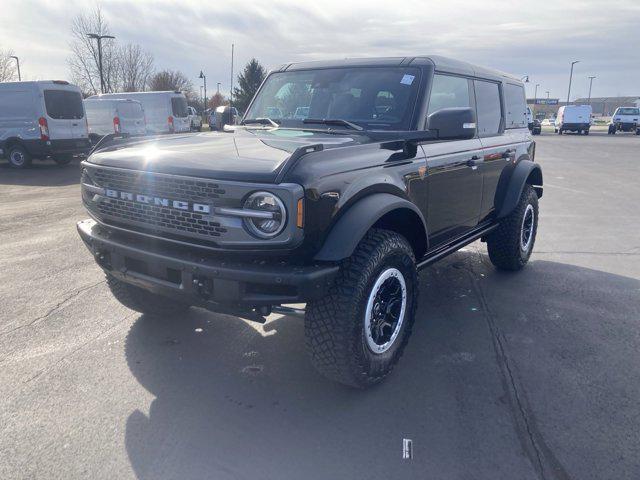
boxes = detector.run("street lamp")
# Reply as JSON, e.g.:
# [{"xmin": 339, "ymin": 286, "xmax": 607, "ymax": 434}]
[
  {"xmin": 9, "ymin": 55, "xmax": 20, "ymax": 81},
  {"xmin": 566, "ymin": 60, "xmax": 579, "ymax": 104},
  {"xmin": 587, "ymin": 76, "xmax": 596, "ymax": 105},
  {"xmin": 199, "ymin": 70, "xmax": 207, "ymax": 112},
  {"xmin": 87, "ymin": 33, "xmax": 115, "ymax": 94},
  {"xmin": 217, "ymin": 82, "xmax": 221, "ymax": 94},
  {"xmin": 533, "ymin": 83, "xmax": 540, "ymax": 116},
  {"xmin": 520, "ymin": 75, "xmax": 530, "ymax": 83}
]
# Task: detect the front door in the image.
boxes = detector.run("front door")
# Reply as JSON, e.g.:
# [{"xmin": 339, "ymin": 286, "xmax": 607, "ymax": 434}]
[{"xmin": 422, "ymin": 74, "xmax": 483, "ymax": 247}]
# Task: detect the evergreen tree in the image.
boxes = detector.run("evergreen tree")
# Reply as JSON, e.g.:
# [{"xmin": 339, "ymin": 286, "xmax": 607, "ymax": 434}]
[{"xmin": 232, "ymin": 59, "xmax": 266, "ymax": 113}]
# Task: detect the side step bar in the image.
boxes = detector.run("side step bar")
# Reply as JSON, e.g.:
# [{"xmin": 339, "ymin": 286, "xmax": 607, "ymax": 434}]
[{"xmin": 417, "ymin": 223, "xmax": 498, "ymax": 270}]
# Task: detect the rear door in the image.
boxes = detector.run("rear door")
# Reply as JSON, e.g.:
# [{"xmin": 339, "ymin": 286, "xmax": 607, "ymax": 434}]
[
  {"xmin": 170, "ymin": 95, "xmax": 190, "ymax": 132},
  {"xmin": 475, "ymin": 80, "xmax": 521, "ymax": 220},
  {"xmin": 42, "ymin": 87, "xmax": 86, "ymax": 140},
  {"xmin": 117, "ymin": 101, "xmax": 146, "ymax": 135},
  {"xmin": 422, "ymin": 73, "xmax": 484, "ymax": 246}
]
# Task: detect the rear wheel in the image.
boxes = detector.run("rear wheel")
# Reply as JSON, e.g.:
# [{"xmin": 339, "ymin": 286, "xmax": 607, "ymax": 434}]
[
  {"xmin": 487, "ymin": 185, "xmax": 539, "ymax": 271},
  {"xmin": 305, "ymin": 229, "xmax": 418, "ymax": 388},
  {"xmin": 7, "ymin": 144, "xmax": 32, "ymax": 169},
  {"xmin": 106, "ymin": 274, "xmax": 191, "ymax": 316}
]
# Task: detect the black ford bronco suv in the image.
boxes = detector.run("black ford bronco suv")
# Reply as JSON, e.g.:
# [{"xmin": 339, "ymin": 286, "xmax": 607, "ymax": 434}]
[{"xmin": 78, "ymin": 56, "xmax": 542, "ymax": 387}]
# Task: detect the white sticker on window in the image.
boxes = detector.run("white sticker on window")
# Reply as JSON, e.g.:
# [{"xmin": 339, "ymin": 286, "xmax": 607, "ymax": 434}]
[{"xmin": 400, "ymin": 74, "xmax": 415, "ymax": 86}]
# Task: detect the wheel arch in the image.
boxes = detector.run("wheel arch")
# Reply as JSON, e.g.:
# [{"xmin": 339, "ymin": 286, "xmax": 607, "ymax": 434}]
[
  {"xmin": 314, "ymin": 193, "xmax": 428, "ymax": 262},
  {"xmin": 496, "ymin": 160, "xmax": 543, "ymax": 219}
]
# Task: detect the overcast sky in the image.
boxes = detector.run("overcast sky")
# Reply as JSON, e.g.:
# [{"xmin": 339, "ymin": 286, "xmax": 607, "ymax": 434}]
[{"xmin": 3, "ymin": 0, "xmax": 639, "ymax": 100}]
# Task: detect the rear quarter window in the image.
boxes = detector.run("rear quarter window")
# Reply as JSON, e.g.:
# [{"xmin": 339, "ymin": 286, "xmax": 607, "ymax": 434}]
[
  {"xmin": 474, "ymin": 80, "xmax": 502, "ymax": 136},
  {"xmin": 505, "ymin": 83, "xmax": 527, "ymax": 128},
  {"xmin": 44, "ymin": 90, "xmax": 84, "ymax": 119},
  {"xmin": 118, "ymin": 102, "xmax": 144, "ymax": 118},
  {"xmin": 171, "ymin": 97, "xmax": 188, "ymax": 117},
  {"xmin": 0, "ymin": 91, "xmax": 34, "ymax": 118}
]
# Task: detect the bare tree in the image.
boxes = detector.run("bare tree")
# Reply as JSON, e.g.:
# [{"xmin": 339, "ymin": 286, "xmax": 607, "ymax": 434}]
[
  {"xmin": 118, "ymin": 43, "xmax": 154, "ymax": 92},
  {"xmin": 149, "ymin": 69, "xmax": 196, "ymax": 99},
  {"xmin": 67, "ymin": 5, "xmax": 118, "ymax": 94},
  {"xmin": 0, "ymin": 47, "xmax": 18, "ymax": 82}
]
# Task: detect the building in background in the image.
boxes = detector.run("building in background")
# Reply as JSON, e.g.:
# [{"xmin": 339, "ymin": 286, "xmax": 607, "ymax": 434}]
[{"xmin": 527, "ymin": 96, "xmax": 640, "ymax": 119}]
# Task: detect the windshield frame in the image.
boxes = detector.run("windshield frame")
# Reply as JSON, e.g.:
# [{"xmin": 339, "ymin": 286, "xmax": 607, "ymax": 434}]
[{"xmin": 243, "ymin": 66, "xmax": 425, "ymax": 132}]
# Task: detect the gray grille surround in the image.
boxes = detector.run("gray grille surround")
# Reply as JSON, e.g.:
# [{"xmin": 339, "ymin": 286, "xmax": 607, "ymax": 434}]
[{"xmin": 81, "ymin": 163, "xmax": 304, "ymax": 248}]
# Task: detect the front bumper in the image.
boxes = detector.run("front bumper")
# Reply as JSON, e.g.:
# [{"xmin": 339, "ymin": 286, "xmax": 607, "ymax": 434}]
[
  {"xmin": 77, "ymin": 218, "xmax": 338, "ymax": 312},
  {"xmin": 612, "ymin": 122, "xmax": 638, "ymax": 132}
]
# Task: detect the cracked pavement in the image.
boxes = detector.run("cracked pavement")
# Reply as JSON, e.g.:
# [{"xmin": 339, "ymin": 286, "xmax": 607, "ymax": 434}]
[{"xmin": 1, "ymin": 132, "xmax": 639, "ymax": 479}]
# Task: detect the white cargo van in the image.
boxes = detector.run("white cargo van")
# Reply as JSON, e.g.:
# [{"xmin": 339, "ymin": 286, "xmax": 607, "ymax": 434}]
[
  {"xmin": 89, "ymin": 91, "xmax": 190, "ymax": 134},
  {"xmin": 554, "ymin": 105, "xmax": 593, "ymax": 135},
  {"xmin": 0, "ymin": 80, "xmax": 91, "ymax": 168},
  {"xmin": 85, "ymin": 98, "xmax": 146, "ymax": 142}
]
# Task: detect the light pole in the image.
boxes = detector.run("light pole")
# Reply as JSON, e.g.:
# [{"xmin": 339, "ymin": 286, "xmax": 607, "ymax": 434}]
[
  {"xmin": 217, "ymin": 82, "xmax": 221, "ymax": 94},
  {"xmin": 230, "ymin": 43, "xmax": 234, "ymax": 108},
  {"xmin": 87, "ymin": 33, "xmax": 115, "ymax": 94},
  {"xmin": 9, "ymin": 55, "xmax": 20, "ymax": 81},
  {"xmin": 533, "ymin": 83, "xmax": 539, "ymax": 117},
  {"xmin": 566, "ymin": 60, "xmax": 579, "ymax": 104},
  {"xmin": 521, "ymin": 75, "xmax": 529, "ymax": 83},
  {"xmin": 587, "ymin": 76, "xmax": 596, "ymax": 105},
  {"xmin": 546, "ymin": 91, "xmax": 550, "ymax": 99},
  {"xmin": 199, "ymin": 70, "xmax": 207, "ymax": 112}
]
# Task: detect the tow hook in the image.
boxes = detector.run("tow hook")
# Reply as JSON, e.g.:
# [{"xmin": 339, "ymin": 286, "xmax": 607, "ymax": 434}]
[{"xmin": 192, "ymin": 276, "xmax": 213, "ymax": 298}]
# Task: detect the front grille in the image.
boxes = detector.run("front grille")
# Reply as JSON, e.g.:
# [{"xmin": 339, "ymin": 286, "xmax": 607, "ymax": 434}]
[{"xmin": 87, "ymin": 167, "xmax": 229, "ymax": 241}]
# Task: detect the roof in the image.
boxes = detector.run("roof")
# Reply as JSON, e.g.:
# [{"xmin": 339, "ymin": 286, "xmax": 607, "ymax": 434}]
[{"xmin": 280, "ymin": 55, "xmax": 521, "ymax": 83}]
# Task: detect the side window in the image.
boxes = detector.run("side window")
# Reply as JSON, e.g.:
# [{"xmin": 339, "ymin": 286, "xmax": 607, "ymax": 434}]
[
  {"xmin": 427, "ymin": 74, "xmax": 471, "ymax": 115},
  {"xmin": 474, "ymin": 80, "xmax": 502, "ymax": 136},
  {"xmin": 505, "ymin": 83, "xmax": 527, "ymax": 128}
]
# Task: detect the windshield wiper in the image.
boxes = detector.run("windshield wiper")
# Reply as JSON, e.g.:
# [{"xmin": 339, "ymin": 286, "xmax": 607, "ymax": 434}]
[
  {"xmin": 242, "ymin": 118, "xmax": 279, "ymax": 127},
  {"xmin": 303, "ymin": 118, "xmax": 364, "ymax": 131}
]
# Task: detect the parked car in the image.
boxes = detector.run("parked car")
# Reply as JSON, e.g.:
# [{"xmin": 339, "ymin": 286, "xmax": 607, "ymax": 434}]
[
  {"xmin": 541, "ymin": 118, "xmax": 554, "ymax": 126},
  {"xmin": 527, "ymin": 107, "xmax": 541, "ymax": 135},
  {"xmin": 85, "ymin": 98, "xmax": 146, "ymax": 143},
  {"xmin": 89, "ymin": 91, "xmax": 190, "ymax": 134},
  {"xmin": 187, "ymin": 106, "xmax": 202, "ymax": 132},
  {"xmin": 0, "ymin": 80, "xmax": 91, "ymax": 168},
  {"xmin": 554, "ymin": 105, "xmax": 592, "ymax": 135},
  {"xmin": 78, "ymin": 55, "xmax": 542, "ymax": 387},
  {"xmin": 209, "ymin": 106, "xmax": 238, "ymax": 130},
  {"xmin": 608, "ymin": 107, "xmax": 640, "ymax": 135}
]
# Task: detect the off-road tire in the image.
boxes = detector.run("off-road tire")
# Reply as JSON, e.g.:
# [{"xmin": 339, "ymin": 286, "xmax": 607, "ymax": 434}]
[
  {"xmin": 487, "ymin": 185, "xmax": 539, "ymax": 271},
  {"xmin": 7, "ymin": 144, "xmax": 32, "ymax": 169},
  {"xmin": 106, "ymin": 274, "xmax": 190, "ymax": 316},
  {"xmin": 305, "ymin": 229, "xmax": 419, "ymax": 388}
]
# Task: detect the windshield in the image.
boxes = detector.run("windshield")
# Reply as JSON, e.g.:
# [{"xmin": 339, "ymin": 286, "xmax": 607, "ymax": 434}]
[
  {"xmin": 244, "ymin": 67, "xmax": 422, "ymax": 130},
  {"xmin": 44, "ymin": 90, "xmax": 84, "ymax": 119},
  {"xmin": 616, "ymin": 108, "xmax": 639, "ymax": 116},
  {"xmin": 171, "ymin": 97, "xmax": 188, "ymax": 117}
]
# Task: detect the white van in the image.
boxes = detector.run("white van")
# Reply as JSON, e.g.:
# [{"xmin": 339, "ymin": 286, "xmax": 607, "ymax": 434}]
[
  {"xmin": 0, "ymin": 80, "xmax": 91, "ymax": 168},
  {"xmin": 555, "ymin": 105, "xmax": 593, "ymax": 135},
  {"xmin": 85, "ymin": 98, "xmax": 146, "ymax": 142},
  {"xmin": 89, "ymin": 91, "xmax": 190, "ymax": 134}
]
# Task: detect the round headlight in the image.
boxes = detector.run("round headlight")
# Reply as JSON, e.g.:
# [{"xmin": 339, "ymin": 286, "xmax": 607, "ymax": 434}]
[{"xmin": 243, "ymin": 191, "xmax": 287, "ymax": 238}]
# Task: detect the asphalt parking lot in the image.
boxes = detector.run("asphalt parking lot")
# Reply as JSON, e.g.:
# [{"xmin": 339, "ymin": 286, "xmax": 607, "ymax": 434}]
[{"xmin": 1, "ymin": 131, "xmax": 639, "ymax": 480}]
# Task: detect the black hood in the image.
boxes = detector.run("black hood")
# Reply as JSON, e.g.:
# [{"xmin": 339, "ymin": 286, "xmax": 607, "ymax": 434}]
[{"xmin": 87, "ymin": 129, "xmax": 364, "ymax": 183}]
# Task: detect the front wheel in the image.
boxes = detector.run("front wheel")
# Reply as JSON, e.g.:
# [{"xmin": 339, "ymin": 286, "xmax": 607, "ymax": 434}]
[
  {"xmin": 305, "ymin": 229, "xmax": 418, "ymax": 388},
  {"xmin": 487, "ymin": 185, "xmax": 539, "ymax": 271}
]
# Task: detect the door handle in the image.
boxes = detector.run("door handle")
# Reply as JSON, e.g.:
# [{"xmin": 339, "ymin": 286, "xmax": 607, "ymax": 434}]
[{"xmin": 466, "ymin": 155, "xmax": 481, "ymax": 167}]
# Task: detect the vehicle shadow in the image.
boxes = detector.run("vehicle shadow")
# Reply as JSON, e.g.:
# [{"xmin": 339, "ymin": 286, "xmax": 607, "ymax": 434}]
[
  {"xmin": 123, "ymin": 250, "xmax": 640, "ymax": 480},
  {"xmin": 0, "ymin": 158, "xmax": 81, "ymax": 187}
]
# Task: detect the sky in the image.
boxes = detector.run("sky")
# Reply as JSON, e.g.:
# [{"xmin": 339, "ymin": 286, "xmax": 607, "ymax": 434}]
[{"xmin": 2, "ymin": 0, "xmax": 639, "ymax": 100}]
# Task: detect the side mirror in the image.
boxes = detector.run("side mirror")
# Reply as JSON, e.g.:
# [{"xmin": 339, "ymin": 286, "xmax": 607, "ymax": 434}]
[
  {"xmin": 215, "ymin": 106, "xmax": 235, "ymax": 130},
  {"xmin": 427, "ymin": 107, "xmax": 477, "ymax": 140}
]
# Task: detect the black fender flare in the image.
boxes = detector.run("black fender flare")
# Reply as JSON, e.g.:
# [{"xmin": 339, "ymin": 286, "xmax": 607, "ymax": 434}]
[
  {"xmin": 497, "ymin": 160, "xmax": 543, "ymax": 218},
  {"xmin": 314, "ymin": 193, "xmax": 428, "ymax": 262}
]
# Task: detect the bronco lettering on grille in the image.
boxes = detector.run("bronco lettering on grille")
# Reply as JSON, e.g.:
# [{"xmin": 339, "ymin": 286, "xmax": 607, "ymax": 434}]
[{"xmin": 104, "ymin": 189, "xmax": 211, "ymax": 214}]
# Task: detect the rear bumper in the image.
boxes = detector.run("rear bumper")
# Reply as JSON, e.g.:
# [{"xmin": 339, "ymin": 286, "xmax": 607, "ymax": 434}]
[
  {"xmin": 559, "ymin": 123, "xmax": 590, "ymax": 130},
  {"xmin": 24, "ymin": 138, "xmax": 91, "ymax": 157},
  {"xmin": 77, "ymin": 218, "xmax": 339, "ymax": 310}
]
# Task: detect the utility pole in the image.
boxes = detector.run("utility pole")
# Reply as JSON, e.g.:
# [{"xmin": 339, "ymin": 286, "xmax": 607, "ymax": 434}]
[
  {"xmin": 546, "ymin": 91, "xmax": 550, "ymax": 99},
  {"xmin": 199, "ymin": 70, "xmax": 207, "ymax": 112},
  {"xmin": 587, "ymin": 76, "xmax": 596, "ymax": 105},
  {"xmin": 567, "ymin": 60, "xmax": 579, "ymax": 104},
  {"xmin": 230, "ymin": 44, "xmax": 234, "ymax": 108},
  {"xmin": 9, "ymin": 55, "xmax": 20, "ymax": 81},
  {"xmin": 87, "ymin": 33, "xmax": 115, "ymax": 94}
]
